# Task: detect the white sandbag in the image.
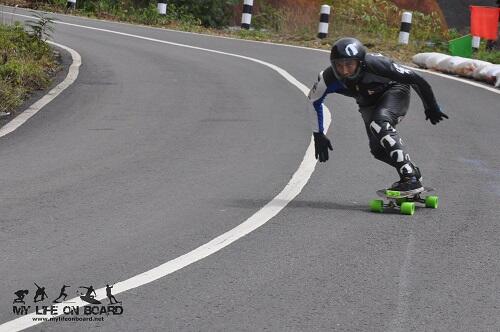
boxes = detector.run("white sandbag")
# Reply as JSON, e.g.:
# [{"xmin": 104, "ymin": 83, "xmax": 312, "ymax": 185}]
[
  {"xmin": 454, "ymin": 59, "xmax": 480, "ymax": 78},
  {"xmin": 412, "ymin": 53, "xmax": 435, "ymax": 68},
  {"xmin": 471, "ymin": 60, "xmax": 493, "ymax": 80},
  {"xmin": 477, "ymin": 64, "xmax": 500, "ymax": 84},
  {"xmin": 425, "ymin": 53, "xmax": 452, "ymax": 70},
  {"xmin": 436, "ymin": 56, "xmax": 470, "ymax": 74},
  {"xmin": 486, "ymin": 66, "xmax": 500, "ymax": 87}
]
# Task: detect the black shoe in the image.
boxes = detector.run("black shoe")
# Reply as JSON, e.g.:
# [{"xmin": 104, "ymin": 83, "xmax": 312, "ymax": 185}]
[
  {"xmin": 389, "ymin": 176, "xmax": 424, "ymax": 194},
  {"xmin": 413, "ymin": 165, "xmax": 423, "ymax": 182},
  {"xmin": 390, "ymin": 164, "xmax": 423, "ymax": 188}
]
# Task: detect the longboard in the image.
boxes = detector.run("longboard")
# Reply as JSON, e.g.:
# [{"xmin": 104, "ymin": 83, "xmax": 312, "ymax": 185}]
[
  {"xmin": 80, "ymin": 296, "xmax": 101, "ymax": 305},
  {"xmin": 370, "ymin": 187, "xmax": 438, "ymax": 215}
]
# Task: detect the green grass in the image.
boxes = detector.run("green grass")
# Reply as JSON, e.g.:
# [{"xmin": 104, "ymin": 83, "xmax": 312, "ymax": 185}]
[{"xmin": 0, "ymin": 22, "xmax": 59, "ymax": 114}]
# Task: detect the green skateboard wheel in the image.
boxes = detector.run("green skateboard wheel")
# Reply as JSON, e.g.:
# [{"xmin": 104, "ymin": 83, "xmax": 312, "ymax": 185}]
[
  {"xmin": 400, "ymin": 202, "xmax": 415, "ymax": 215},
  {"xmin": 370, "ymin": 199, "xmax": 384, "ymax": 213},
  {"xmin": 425, "ymin": 195, "xmax": 439, "ymax": 208}
]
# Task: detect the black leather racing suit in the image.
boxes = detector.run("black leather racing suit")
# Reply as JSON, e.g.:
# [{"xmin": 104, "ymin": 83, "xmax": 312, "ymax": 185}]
[{"xmin": 308, "ymin": 53, "xmax": 440, "ymax": 178}]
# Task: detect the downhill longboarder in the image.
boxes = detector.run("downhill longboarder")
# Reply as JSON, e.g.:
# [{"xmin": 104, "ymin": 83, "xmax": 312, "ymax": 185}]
[{"xmin": 308, "ymin": 37, "xmax": 448, "ymax": 196}]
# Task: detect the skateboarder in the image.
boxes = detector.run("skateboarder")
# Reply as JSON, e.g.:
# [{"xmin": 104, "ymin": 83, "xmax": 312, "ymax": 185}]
[
  {"xmin": 79, "ymin": 286, "xmax": 97, "ymax": 299},
  {"xmin": 308, "ymin": 37, "xmax": 448, "ymax": 193},
  {"xmin": 33, "ymin": 283, "xmax": 48, "ymax": 303},
  {"xmin": 13, "ymin": 290, "xmax": 29, "ymax": 304},
  {"xmin": 53, "ymin": 285, "xmax": 70, "ymax": 303},
  {"xmin": 106, "ymin": 284, "xmax": 121, "ymax": 304}
]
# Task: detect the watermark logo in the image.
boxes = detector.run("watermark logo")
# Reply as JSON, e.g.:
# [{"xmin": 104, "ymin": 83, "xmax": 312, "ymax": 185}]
[
  {"xmin": 11, "ymin": 282, "xmax": 124, "ymax": 324},
  {"xmin": 13, "ymin": 289, "xmax": 29, "ymax": 305}
]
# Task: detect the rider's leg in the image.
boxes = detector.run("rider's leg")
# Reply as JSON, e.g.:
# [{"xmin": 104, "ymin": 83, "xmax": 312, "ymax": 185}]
[{"xmin": 359, "ymin": 84, "xmax": 422, "ymax": 185}]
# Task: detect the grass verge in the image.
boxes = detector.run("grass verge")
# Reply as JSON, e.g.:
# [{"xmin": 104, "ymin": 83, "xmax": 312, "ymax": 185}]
[{"xmin": 0, "ymin": 21, "xmax": 59, "ymax": 114}]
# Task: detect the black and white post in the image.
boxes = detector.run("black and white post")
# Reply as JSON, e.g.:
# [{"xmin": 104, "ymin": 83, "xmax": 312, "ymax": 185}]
[
  {"xmin": 241, "ymin": 0, "xmax": 253, "ymax": 30},
  {"xmin": 472, "ymin": 36, "xmax": 480, "ymax": 51},
  {"xmin": 66, "ymin": 0, "xmax": 76, "ymax": 10},
  {"xmin": 317, "ymin": 5, "xmax": 330, "ymax": 39},
  {"xmin": 398, "ymin": 11, "xmax": 412, "ymax": 45},
  {"xmin": 157, "ymin": 0, "xmax": 167, "ymax": 15}
]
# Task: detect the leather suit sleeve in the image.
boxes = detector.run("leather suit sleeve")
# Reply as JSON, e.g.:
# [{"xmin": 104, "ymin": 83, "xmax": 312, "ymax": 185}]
[
  {"xmin": 308, "ymin": 70, "xmax": 329, "ymax": 133},
  {"xmin": 366, "ymin": 55, "xmax": 439, "ymax": 110},
  {"xmin": 307, "ymin": 67, "xmax": 344, "ymax": 133}
]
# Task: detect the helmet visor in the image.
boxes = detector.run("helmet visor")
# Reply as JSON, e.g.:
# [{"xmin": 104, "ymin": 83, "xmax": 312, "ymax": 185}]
[{"xmin": 333, "ymin": 58, "xmax": 360, "ymax": 79}]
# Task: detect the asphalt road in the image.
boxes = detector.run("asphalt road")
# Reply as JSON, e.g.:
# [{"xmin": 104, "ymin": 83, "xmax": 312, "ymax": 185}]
[{"xmin": 1, "ymin": 6, "xmax": 499, "ymax": 331}]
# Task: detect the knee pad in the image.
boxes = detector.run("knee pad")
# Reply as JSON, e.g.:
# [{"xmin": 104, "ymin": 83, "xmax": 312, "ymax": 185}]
[
  {"xmin": 369, "ymin": 120, "xmax": 415, "ymax": 176},
  {"xmin": 369, "ymin": 120, "xmax": 398, "ymax": 148}
]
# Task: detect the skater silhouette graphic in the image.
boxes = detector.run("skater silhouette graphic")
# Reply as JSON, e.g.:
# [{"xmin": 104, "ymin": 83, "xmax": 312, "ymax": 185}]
[
  {"xmin": 78, "ymin": 285, "xmax": 101, "ymax": 304},
  {"xmin": 13, "ymin": 290, "xmax": 29, "ymax": 304},
  {"xmin": 106, "ymin": 284, "xmax": 121, "ymax": 304},
  {"xmin": 33, "ymin": 283, "xmax": 48, "ymax": 303},
  {"xmin": 53, "ymin": 285, "xmax": 70, "ymax": 303}
]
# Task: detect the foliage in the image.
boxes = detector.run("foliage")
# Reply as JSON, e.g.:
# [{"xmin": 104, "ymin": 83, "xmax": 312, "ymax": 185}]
[
  {"xmin": 25, "ymin": 11, "xmax": 56, "ymax": 40},
  {"xmin": 0, "ymin": 23, "xmax": 58, "ymax": 113},
  {"xmin": 474, "ymin": 47, "xmax": 500, "ymax": 64},
  {"xmin": 252, "ymin": 0, "xmax": 285, "ymax": 31},
  {"xmin": 168, "ymin": 0, "xmax": 239, "ymax": 28}
]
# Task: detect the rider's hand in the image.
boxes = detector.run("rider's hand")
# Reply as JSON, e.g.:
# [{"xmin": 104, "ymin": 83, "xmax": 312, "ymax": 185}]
[
  {"xmin": 313, "ymin": 132, "xmax": 333, "ymax": 162},
  {"xmin": 425, "ymin": 105, "xmax": 448, "ymax": 125}
]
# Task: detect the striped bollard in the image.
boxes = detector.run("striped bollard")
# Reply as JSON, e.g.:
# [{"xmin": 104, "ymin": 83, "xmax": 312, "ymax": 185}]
[
  {"xmin": 317, "ymin": 5, "xmax": 330, "ymax": 39},
  {"xmin": 241, "ymin": 0, "xmax": 253, "ymax": 30},
  {"xmin": 157, "ymin": 0, "xmax": 167, "ymax": 15},
  {"xmin": 66, "ymin": 0, "xmax": 76, "ymax": 10},
  {"xmin": 398, "ymin": 11, "xmax": 412, "ymax": 45},
  {"xmin": 472, "ymin": 36, "xmax": 480, "ymax": 51}
]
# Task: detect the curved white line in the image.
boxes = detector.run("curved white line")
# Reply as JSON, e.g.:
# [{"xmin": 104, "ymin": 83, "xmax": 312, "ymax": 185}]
[
  {"xmin": 0, "ymin": 16, "xmax": 332, "ymax": 332},
  {"xmin": 0, "ymin": 42, "xmax": 81, "ymax": 138}
]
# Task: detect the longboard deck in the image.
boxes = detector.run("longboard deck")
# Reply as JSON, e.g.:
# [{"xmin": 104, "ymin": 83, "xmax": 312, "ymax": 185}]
[
  {"xmin": 80, "ymin": 296, "xmax": 101, "ymax": 304},
  {"xmin": 376, "ymin": 186, "xmax": 434, "ymax": 199}
]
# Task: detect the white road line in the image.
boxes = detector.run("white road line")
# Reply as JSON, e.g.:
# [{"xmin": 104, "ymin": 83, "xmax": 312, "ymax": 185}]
[
  {"xmin": 0, "ymin": 13, "xmax": 332, "ymax": 332},
  {"xmin": 388, "ymin": 234, "xmax": 416, "ymax": 332},
  {"xmin": 0, "ymin": 42, "xmax": 81, "ymax": 138}
]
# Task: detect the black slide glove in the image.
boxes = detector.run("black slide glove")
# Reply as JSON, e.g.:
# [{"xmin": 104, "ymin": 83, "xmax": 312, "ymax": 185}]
[
  {"xmin": 425, "ymin": 105, "xmax": 448, "ymax": 125},
  {"xmin": 313, "ymin": 132, "xmax": 333, "ymax": 162}
]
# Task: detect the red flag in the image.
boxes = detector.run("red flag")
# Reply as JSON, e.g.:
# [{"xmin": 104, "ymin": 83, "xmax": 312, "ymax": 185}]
[{"xmin": 470, "ymin": 6, "xmax": 499, "ymax": 40}]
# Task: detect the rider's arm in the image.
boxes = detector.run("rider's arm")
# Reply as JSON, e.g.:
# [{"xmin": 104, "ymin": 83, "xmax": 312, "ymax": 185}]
[
  {"xmin": 307, "ymin": 67, "xmax": 344, "ymax": 133},
  {"xmin": 366, "ymin": 55, "xmax": 439, "ymax": 111}
]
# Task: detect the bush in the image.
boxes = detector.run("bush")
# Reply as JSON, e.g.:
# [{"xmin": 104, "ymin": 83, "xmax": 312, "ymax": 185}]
[
  {"xmin": 0, "ymin": 23, "xmax": 58, "ymax": 114},
  {"xmin": 168, "ymin": 0, "xmax": 239, "ymax": 28}
]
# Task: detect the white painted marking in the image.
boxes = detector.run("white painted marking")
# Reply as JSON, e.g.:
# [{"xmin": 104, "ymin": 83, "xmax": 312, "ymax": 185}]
[
  {"xmin": 388, "ymin": 234, "xmax": 415, "ymax": 332},
  {"xmin": 0, "ymin": 11, "xmax": 332, "ymax": 332},
  {"xmin": 0, "ymin": 42, "xmax": 81, "ymax": 138}
]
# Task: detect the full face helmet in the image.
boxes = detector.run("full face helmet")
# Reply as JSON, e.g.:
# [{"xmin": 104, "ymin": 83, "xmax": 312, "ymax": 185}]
[{"xmin": 330, "ymin": 37, "xmax": 366, "ymax": 81}]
